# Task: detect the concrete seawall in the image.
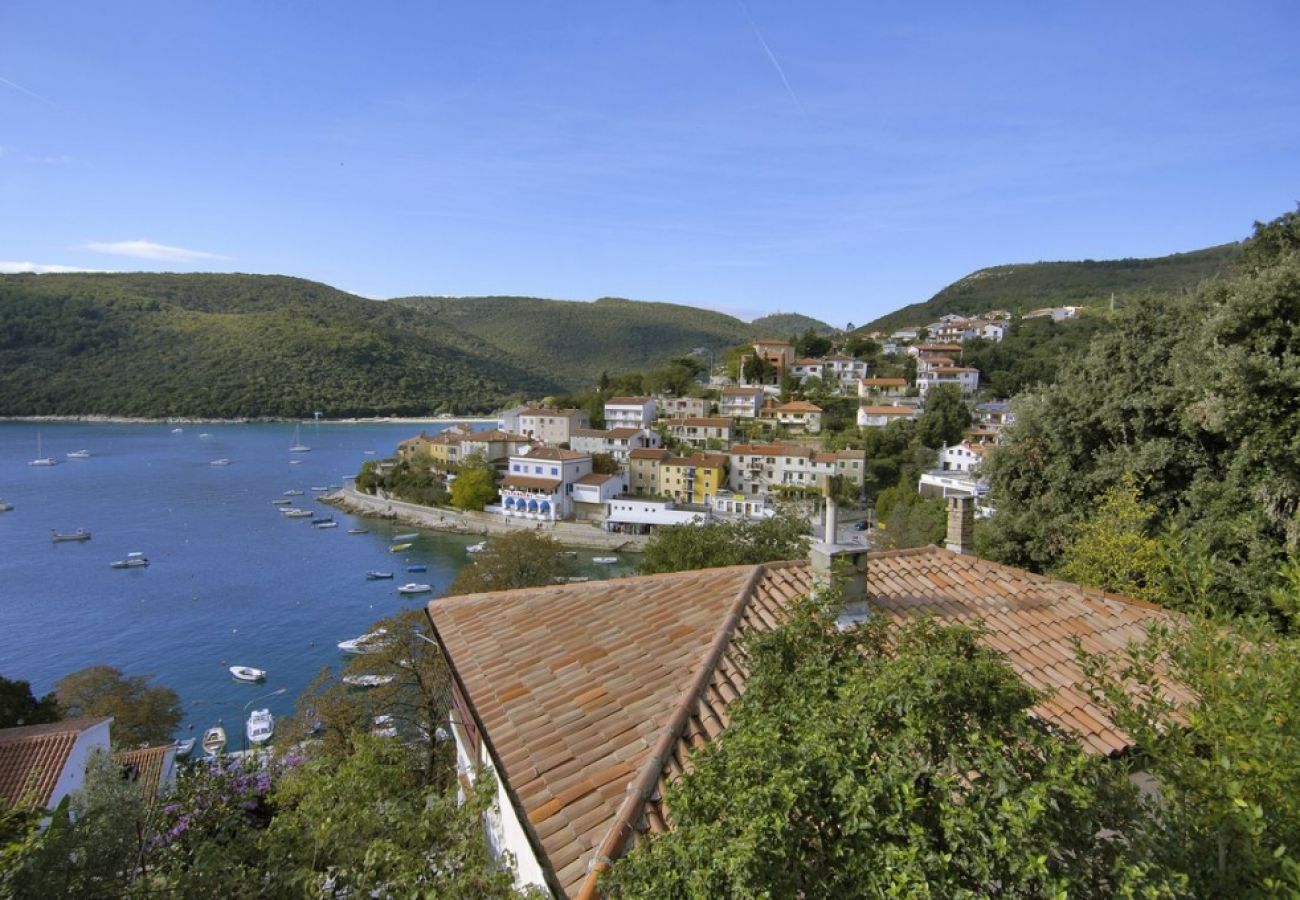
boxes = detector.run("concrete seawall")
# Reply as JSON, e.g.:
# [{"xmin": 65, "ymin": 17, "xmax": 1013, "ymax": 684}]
[{"xmin": 324, "ymin": 487, "xmax": 650, "ymax": 552}]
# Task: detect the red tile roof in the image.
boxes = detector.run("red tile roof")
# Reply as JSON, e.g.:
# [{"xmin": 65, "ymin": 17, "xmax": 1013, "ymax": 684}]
[
  {"xmin": 720, "ymin": 386, "xmax": 765, "ymax": 396},
  {"xmin": 604, "ymin": 397, "xmax": 653, "ymax": 406},
  {"xmin": 663, "ymin": 417, "xmax": 732, "ymax": 428},
  {"xmin": 428, "ymin": 547, "xmax": 1182, "ymax": 897},
  {"xmin": 773, "ymin": 401, "xmax": 822, "ymax": 412},
  {"xmin": 628, "ymin": 448, "xmax": 672, "ymax": 461},
  {"xmin": 859, "ymin": 405, "xmax": 916, "ymax": 415},
  {"xmin": 0, "ymin": 717, "xmax": 110, "ymax": 809},
  {"xmin": 574, "ymin": 473, "xmax": 619, "ymax": 486},
  {"xmin": 114, "ymin": 744, "xmax": 174, "ymax": 805},
  {"xmin": 860, "ymin": 377, "xmax": 908, "ymax": 387},
  {"xmin": 604, "ymin": 427, "xmax": 643, "ymax": 439},
  {"xmin": 519, "ymin": 447, "xmax": 590, "ymax": 461}
]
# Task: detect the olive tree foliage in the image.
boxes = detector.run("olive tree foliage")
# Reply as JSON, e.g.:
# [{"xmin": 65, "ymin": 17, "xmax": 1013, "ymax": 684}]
[
  {"xmin": 980, "ymin": 212, "xmax": 1300, "ymax": 619},
  {"xmin": 1082, "ymin": 614, "xmax": 1300, "ymax": 897},
  {"xmin": 448, "ymin": 531, "xmax": 576, "ymax": 595},
  {"xmin": 637, "ymin": 511, "xmax": 811, "ymax": 575},
  {"xmin": 606, "ymin": 600, "xmax": 1174, "ymax": 898},
  {"xmin": 54, "ymin": 665, "xmax": 182, "ymax": 749},
  {"xmin": 915, "ymin": 383, "xmax": 971, "ymax": 449},
  {"xmin": 450, "ymin": 452, "xmax": 498, "ymax": 511}
]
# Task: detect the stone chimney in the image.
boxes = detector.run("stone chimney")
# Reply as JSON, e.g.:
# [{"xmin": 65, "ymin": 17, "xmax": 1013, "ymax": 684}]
[
  {"xmin": 810, "ymin": 475, "xmax": 869, "ymax": 629},
  {"xmin": 945, "ymin": 495, "xmax": 974, "ymax": 554}
]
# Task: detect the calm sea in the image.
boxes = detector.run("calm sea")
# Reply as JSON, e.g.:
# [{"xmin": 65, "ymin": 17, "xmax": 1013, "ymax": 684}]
[{"xmin": 0, "ymin": 421, "xmax": 635, "ymax": 741}]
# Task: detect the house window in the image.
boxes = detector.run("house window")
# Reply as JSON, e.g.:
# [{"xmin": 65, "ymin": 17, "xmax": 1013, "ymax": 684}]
[{"xmin": 534, "ymin": 466, "xmax": 542, "ymax": 474}]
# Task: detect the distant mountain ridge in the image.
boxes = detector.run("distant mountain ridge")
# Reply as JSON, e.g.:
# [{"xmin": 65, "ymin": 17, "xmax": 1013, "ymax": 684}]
[{"xmin": 862, "ymin": 243, "xmax": 1241, "ymax": 333}]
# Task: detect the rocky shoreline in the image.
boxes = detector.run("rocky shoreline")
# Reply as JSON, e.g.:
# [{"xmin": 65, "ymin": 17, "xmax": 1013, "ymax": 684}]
[{"xmin": 324, "ymin": 486, "xmax": 649, "ymax": 552}]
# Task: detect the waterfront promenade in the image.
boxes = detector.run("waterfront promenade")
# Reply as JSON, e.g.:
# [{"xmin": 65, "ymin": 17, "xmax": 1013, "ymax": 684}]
[{"xmin": 324, "ymin": 486, "xmax": 649, "ymax": 552}]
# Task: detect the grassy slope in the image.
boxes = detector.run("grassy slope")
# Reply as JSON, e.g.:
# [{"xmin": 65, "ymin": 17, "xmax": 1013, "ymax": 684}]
[
  {"xmin": 394, "ymin": 295, "xmax": 756, "ymax": 389},
  {"xmin": 863, "ymin": 243, "xmax": 1240, "ymax": 333},
  {"xmin": 0, "ymin": 274, "xmax": 560, "ymax": 417}
]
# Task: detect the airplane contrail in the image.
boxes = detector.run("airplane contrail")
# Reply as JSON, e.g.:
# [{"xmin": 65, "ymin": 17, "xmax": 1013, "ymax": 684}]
[
  {"xmin": 735, "ymin": 0, "xmax": 804, "ymax": 114},
  {"xmin": 0, "ymin": 76, "xmax": 54, "ymax": 106}
]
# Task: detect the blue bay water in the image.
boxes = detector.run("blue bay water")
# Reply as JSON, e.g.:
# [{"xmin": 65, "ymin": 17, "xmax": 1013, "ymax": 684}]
[{"xmin": 0, "ymin": 421, "xmax": 635, "ymax": 742}]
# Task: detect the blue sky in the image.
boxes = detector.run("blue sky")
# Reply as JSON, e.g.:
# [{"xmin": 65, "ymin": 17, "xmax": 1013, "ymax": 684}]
[{"xmin": 2, "ymin": 2, "xmax": 1297, "ymax": 325}]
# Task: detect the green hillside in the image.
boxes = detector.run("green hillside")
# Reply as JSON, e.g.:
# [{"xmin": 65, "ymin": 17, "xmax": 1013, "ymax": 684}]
[
  {"xmin": 394, "ymin": 295, "xmax": 754, "ymax": 389},
  {"xmin": 0, "ymin": 274, "xmax": 559, "ymax": 418},
  {"xmin": 863, "ymin": 243, "xmax": 1241, "ymax": 333},
  {"xmin": 749, "ymin": 312, "xmax": 836, "ymax": 338}
]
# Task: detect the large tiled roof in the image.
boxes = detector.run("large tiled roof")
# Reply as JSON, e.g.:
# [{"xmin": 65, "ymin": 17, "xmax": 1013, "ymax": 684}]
[
  {"xmin": 860, "ymin": 377, "xmax": 908, "ymax": 387},
  {"xmin": 604, "ymin": 397, "xmax": 653, "ymax": 406},
  {"xmin": 663, "ymin": 417, "xmax": 732, "ymax": 428},
  {"xmin": 519, "ymin": 447, "xmax": 589, "ymax": 462},
  {"xmin": 860, "ymin": 405, "xmax": 916, "ymax": 415},
  {"xmin": 0, "ymin": 717, "xmax": 110, "ymax": 808},
  {"xmin": 628, "ymin": 448, "xmax": 671, "ymax": 461},
  {"xmin": 501, "ymin": 475, "xmax": 563, "ymax": 491},
  {"xmin": 114, "ymin": 744, "xmax": 174, "ymax": 804},
  {"xmin": 428, "ymin": 547, "xmax": 1181, "ymax": 897}
]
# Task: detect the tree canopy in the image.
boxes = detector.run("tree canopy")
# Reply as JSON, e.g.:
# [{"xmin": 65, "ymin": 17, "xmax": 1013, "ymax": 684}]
[
  {"xmin": 53, "ymin": 665, "xmax": 181, "ymax": 749},
  {"xmin": 637, "ymin": 512, "xmax": 811, "ymax": 575}
]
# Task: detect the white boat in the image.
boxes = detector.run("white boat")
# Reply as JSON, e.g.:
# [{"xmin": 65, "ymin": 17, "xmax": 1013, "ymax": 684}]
[
  {"xmin": 271, "ymin": 498, "xmax": 293, "ymax": 505},
  {"xmin": 170, "ymin": 427, "xmax": 184, "ymax": 434},
  {"xmin": 338, "ymin": 628, "xmax": 390, "ymax": 655},
  {"xmin": 343, "ymin": 674, "xmax": 395, "ymax": 687},
  {"xmin": 397, "ymin": 582, "xmax": 432, "ymax": 594},
  {"xmin": 65, "ymin": 449, "xmax": 91, "ymax": 459},
  {"xmin": 283, "ymin": 489, "xmax": 303, "ymax": 496},
  {"xmin": 246, "ymin": 708, "xmax": 275, "ymax": 745},
  {"xmin": 310, "ymin": 486, "xmax": 329, "ymax": 492},
  {"xmin": 392, "ymin": 533, "xmax": 418, "ymax": 542},
  {"xmin": 289, "ymin": 459, "xmax": 302, "ymax": 465},
  {"xmin": 0, "ymin": 499, "xmax": 12, "ymax": 512},
  {"xmin": 363, "ymin": 449, "xmax": 376, "ymax": 455},
  {"xmin": 372, "ymin": 714, "xmax": 397, "ymax": 738},
  {"xmin": 202, "ymin": 725, "xmax": 225, "ymax": 756},
  {"xmin": 388, "ymin": 542, "xmax": 412, "ymax": 553},
  {"xmin": 592, "ymin": 556, "xmax": 618, "ymax": 564},
  {"xmin": 51, "ymin": 529, "xmax": 92, "ymax": 543},
  {"xmin": 199, "ymin": 433, "xmax": 212, "ymax": 439},
  {"xmin": 283, "ymin": 508, "xmax": 312, "ymax": 518},
  {"xmin": 466, "ymin": 541, "xmax": 488, "ymax": 554},
  {"xmin": 314, "ymin": 521, "xmax": 338, "ymax": 529},
  {"xmin": 289, "ymin": 423, "xmax": 311, "ymax": 453},
  {"xmin": 173, "ymin": 737, "xmax": 196, "ymax": 758},
  {"xmin": 229, "ymin": 665, "xmax": 266, "ymax": 683},
  {"xmin": 110, "ymin": 552, "xmax": 148, "ymax": 569},
  {"xmin": 366, "ymin": 570, "xmax": 394, "ymax": 580},
  {"xmin": 29, "ymin": 433, "xmax": 58, "ymax": 467},
  {"xmin": 348, "ymin": 527, "xmax": 368, "ymax": 534},
  {"xmin": 209, "ymin": 458, "xmax": 231, "ymax": 467}
]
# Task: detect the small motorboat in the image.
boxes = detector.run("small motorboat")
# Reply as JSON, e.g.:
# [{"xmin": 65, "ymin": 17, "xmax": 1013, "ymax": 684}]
[
  {"xmin": 314, "ymin": 521, "xmax": 338, "ymax": 529},
  {"xmin": 246, "ymin": 709, "xmax": 275, "ymax": 745},
  {"xmin": 347, "ymin": 527, "xmax": 368, "ymax": 534},
  {"xmin": 65, "ymin": 449, "xmax": 91, "ymax": 459},
  {"xmin": 283, "ymin": 508, "xmax": 312, "ymax": 518},
  {"xmin": 283, "ymin": 489, "xmax": 303, "ymax": 496},
  {"xmin": 209, "ymin": 458, "xmax": 231, "ymax": 467},
  {"xmin": 392, "ymin": 532, "xmax": 418, "ymax": 542},
  {"xmin": 363, "ymin": 449, "xmax": 376, "ymax": 455},
  {"xmin": 173, "ymin": 737, "xmax": 197, "ymax": 758},
  {"xmin": 338, "ymin": 628, "xmax": 389, "ymax": 655},
  {"xmin": 202, "ymin": 725, "xmax": 225, "ymax": 756},
  {"xmin": 592, "ymin": 556, "xmax": 618, "ymax": 564},
  {"xmin": 406, "ymin": 564, "xmax": 427, "ymax": 573},
  {"xmin": 110, "ymin": 552, "xmax": 149, "ymax": 569},
  {"xmin": 466, "ymin": 541, "xmax": 487, "ymax": 554},
  {"xmin": 229, "ymin": 665, "xmax": 267, "ymax": 683},
  {"xmin": 0, "ymin": 499, "xmax": 12, "ymax": 512},
  {"xmin": 343, "ymin": 674, "xmax": 395, "ymax": 688},
  {"xmin": 311, "ymin": 515, "xmax": 334, "ymax": 525},
  {"xmin": 51, "ymin": 529, "xmax": 92, "ymax": 543},
  {"xmin": 271, "ymin": 498, "xmax": 293, "ymax": 505},
  {"xmin": 310, "ymin": 486, "xmax": 329, "ymax": 492},
  {"xmin": 397, "ymin": 582, "xmax": 432, "ymax": 595},
  {"xmin": 366, "ymin": 570, "xmax": 395, "ymax": 580},
  {"xmin": 289, "ymin": 459, "xmax": 303, "ymax": 465},
  {"xmin": 388, "ymin": 542, "xmax": 412, "ymax": 553},
  {"xmin": 170, "ymin": 427, "xmax": 184, "ymax": 434},
  {"xmin": 199, "ymin": 433, "xmax": 212, "ymax": 438}
]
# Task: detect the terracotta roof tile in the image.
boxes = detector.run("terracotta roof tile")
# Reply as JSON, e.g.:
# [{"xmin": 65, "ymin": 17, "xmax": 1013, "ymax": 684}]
[
  {"xmin": 501, "ymin": 475, "xmax": 562, "ymax": 491},
  {"xmin": 429, "ymin": 547, "xmax": 1182, "ymax": 898},
  {"xmin": 113, "ymin": 744, "xmax": 174, "ymax": 805},
  {"xmin": 0, "ymin": 717, "xmax": 110, "ymax": 809}
]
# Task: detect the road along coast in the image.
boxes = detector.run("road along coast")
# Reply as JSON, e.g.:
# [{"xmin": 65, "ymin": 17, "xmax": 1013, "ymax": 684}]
[{"xmin": 323, "ymin": 486, "xmax": 649, "ymax": 552}]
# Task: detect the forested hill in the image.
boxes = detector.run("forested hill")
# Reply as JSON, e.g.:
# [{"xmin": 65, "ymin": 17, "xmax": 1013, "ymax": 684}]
[
  {"xmin": 395, "ymin": 295, "xmax": 765, "ymax": 389},
  {"xmin": 748, "ymin": 312, "xmax": 837, "ymax": 336},
  {"xmin": 0, "ymin": 273, "xmax": 562, "ymax": 418},
  {"xmin": 863, "ymin": 242, "xmax": 1241, "ymax": 333}
]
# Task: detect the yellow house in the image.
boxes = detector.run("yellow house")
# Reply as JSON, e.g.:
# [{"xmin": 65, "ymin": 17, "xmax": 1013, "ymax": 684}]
[
  {"xmin": 659, "ymin": 453, "xmax": 728, "ymax": 505},
  {"xmin": 628, "ymin": 447, "xmax": 670, "ymax": 496}
]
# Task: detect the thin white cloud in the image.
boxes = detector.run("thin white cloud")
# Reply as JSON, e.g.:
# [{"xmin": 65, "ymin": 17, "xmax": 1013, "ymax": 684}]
[
  {"xmin": 0, "ymin": 261, "xmax": 110, "ymax": 274},
  {"xmin": 0, "ymin": 76, "xmax": 53, "ymax": 106},
  {"xmin": 83, "ymin": 240, "xmax": 230, "ymax": 263}
]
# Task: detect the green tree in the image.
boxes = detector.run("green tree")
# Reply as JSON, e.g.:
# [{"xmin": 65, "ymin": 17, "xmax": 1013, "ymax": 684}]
[
  {"xmin": 915, "ymin": 383, "xmax": 971, "ymax": 449},
  {"xmin": 449, "ymin": 453, "xmax": 497, "ymax": 511},
  {"xmin": 875, "ymin": 488, "xmax": 946, "ymax": 550},
  {"xmin": 54, "ymin": 666, "xmax": 181, "ymax": 749},
  {"xmin": 591, "ymin": 452, "xmax": 621, "ymax": 475},
  {"xmin": 606, "ymin": 601, "xmax": 1168, "ymax": 898},
  {"xmin": 638, "ymin": 512, "xmax": 810, "ymax": 575},
  {"xmin": 448, "ymin": 532, "xmax": 575, "ymax": 595},
  {"xmin": 794, "ymin": 327, "xmax": 832, "ymax": 358},
  {"xmin": 0, "ymin": 675, "xmax": 60, "ymax": 728},
  {"xmin": 1083, "ymin": 615, "xmax": 1300, "ymax": 896},
  {"xmin": 1056, "ymin": 474, "xmax": 1167, "ymax": 602}
]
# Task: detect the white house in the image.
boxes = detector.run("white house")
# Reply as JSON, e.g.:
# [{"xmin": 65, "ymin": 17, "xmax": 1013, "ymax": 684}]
[
  {"xmin": 939, "ymin": 441, "xmax": 987, "ymax": 474},
  {"xmin": 727, "ymin": 443, "xmax": 865, "ymax": 498},
  {"xmin": 719, "ymin": 386, "xmax": 765, "ymax": 419},
  {"xmin": 516, "ymin": 407, "xmax": 591, "ymax": 447},
  {"xmin": 918, "ymin": 366, "xmax": 980, "ymax": 398},
  {"xmin": 603, "ymin": 397, "xmax": 657, "ymax": 429},
  {"xmin": 762, "ymin": 401, "xmax": 823, "ymax": 434},
  {"xmin": 858, "ymin": 377, "xmax": 908, "ymax": 400},
  {"xmin": 499, "ymin": 447, "xmax": 592, "ymax": 520},
  {"xmin": 569, "ymin": 427, "xmax": 661, "ymax": 462},
  {"xmin": 570, "ymin": 473, "xmax": 626, "ymax": 521},
  {"xmin": 656, "ymin": 396, "xmax": 714, "ymax": 419},
  {"xmin": 858, "ymin": 404, "xmax": 920, "ymax": 428},
  {"xmin": 661, "ymin": 417, "xmax": 733, "ymax": 447},
  {"xmin": 604, "ymin": 497, "xmax": 708, "ymax": 533},
  {"xmin": 789, "ymin": 359, "xmax": 825, "ymax": 382},
  {"xmin": 822, "ymin": 356, "xmax": 869, "ymax": 388}
]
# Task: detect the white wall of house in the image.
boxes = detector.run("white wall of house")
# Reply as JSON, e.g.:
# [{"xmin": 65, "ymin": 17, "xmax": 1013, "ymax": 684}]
[
  {"xmin": 857, "ymin": 406, "xmax": 918, "ymax": 428},
  {"xmin": 940, "ymin": 443, "xmax": 984, "ymax": 473},
  {"xmin": 604, "ymin": 399, "xmax": 657, "ymax": 429},
  {"xmin": 918, "ymin": 368, "xmax": 980, "ymax": 397},
  {"xmin": 51, "ymin": 719, "xmax": 112, "ymax": 815},
  {"xmin": 605, "ymin": 498, "xmax": 707, "ymax": 526}
]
